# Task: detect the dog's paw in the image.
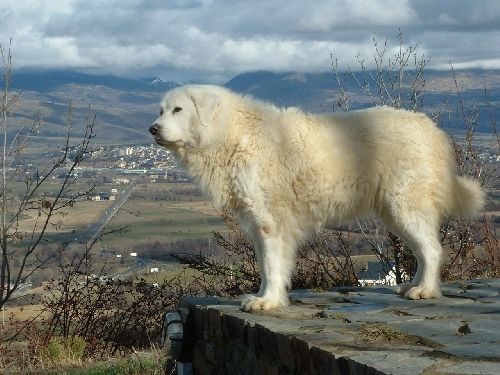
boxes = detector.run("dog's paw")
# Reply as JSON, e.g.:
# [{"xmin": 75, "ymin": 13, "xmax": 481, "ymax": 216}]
[
  {"xmin": 405, "ymin": 286, "xmax": 442, "ymax": 300},
  {"xmin": 395, "ymin": 283, "xmax": 413, "ymax": 295},
  {"xmin": 241, "ymin": 295, "xmax": 279, "ymax": 311}
]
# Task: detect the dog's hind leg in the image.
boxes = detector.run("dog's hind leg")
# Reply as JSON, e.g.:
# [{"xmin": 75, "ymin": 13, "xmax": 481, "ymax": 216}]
[
  {"xmin": 383, "ymin": 209, "xmax": 443, "ymax": 299},
  {"xmin": 395, "ymin": 235, "xmax": 443, "ymax": 299}
]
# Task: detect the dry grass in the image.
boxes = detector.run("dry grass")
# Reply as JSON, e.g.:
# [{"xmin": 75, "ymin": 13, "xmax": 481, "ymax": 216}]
[
  {"xmin": 360, "ymin": 324, "xmax": 410, "ymax": 343},
  {"xmin": 15, "ymin": 198, "xmax": 111, "ymax": 235},
  {"xmin": 2, "ymin": 303, "xmax": 49, "ymax": 323}
]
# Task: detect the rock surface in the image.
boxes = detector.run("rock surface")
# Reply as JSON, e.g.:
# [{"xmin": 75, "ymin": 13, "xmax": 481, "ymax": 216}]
[{"xmin": 181, "ymin": 279, "xmax": 500, "ymax": 375}]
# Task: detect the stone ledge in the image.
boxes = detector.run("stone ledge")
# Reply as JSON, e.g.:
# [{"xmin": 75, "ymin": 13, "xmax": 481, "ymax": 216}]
[{"xmin": 179, "ymin": 279, "xmax": 500, "ymax": 375}]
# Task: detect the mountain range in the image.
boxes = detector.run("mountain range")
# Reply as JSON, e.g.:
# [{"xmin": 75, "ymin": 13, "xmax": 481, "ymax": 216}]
[
  {"xmin": 224, "ymin": 70, "xmax": 500, "ymax": 134},
  {"xmin": 6, "ymin": 68, "xmax": 500, "ymax": 148}
]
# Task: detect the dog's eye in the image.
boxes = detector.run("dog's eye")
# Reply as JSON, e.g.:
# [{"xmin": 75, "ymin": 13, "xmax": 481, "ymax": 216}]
[
  {"xmin": 173, "ymin": 107, "xmax": 182, "ymax": 114},
  {"xmin": 160, "ymin": 109, "xmax": 164, "ymax": 116}
]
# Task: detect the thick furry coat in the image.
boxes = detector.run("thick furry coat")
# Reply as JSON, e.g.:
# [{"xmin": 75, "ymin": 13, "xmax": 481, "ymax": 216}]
[{"xmin": 149, "ymin": 85, "xmax": 484, "ymax": 311}]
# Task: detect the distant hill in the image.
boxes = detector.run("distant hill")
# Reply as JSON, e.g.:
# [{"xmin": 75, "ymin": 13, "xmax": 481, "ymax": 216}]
[
  {"xmin": 4, "ymin": 68, "xmax": 499, "ymax": 149},
  {"xmin": 225, "ymin": 71, "xmax": 338, "ymax": 112},
  {"xmin": 10, "ymin": 69, "xmax": 179, "ymax": 93},
  {"xmin": 7, "ymin": 70, "xmax": 179, "ymax": 146}
]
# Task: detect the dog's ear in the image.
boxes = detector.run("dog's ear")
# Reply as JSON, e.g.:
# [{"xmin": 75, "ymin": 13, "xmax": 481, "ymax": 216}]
[{"xmin": 189, "ymin": 91, "xmax": 221, "ymax": 126}]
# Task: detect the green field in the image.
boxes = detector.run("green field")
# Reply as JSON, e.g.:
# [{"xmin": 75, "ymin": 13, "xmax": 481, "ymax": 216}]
[
  {"xmin": 97, "ymin": 194, "xmax": 227, "ymax": 250},
  {"xmin": 7, "ymin": 180, "xmax": 228, "ymax": 256}
]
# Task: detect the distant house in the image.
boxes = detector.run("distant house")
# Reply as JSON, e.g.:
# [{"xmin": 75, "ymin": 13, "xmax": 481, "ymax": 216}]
[
  {"xmin": 113, "ymin": 178, "xmax": 130, "ymax": 185},
  {"xmin": 357, "ymin": 261, "xmax": 404, "ymax": 286},
  {"xmin": 90, "ymin": 193, "xmax": 115, "ymax": 201}
]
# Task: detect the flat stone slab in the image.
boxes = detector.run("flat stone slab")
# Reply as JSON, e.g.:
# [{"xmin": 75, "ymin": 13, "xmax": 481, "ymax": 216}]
[{"xmin": 182, "ymin": 279, "xmax": 500, "ymax": 375}]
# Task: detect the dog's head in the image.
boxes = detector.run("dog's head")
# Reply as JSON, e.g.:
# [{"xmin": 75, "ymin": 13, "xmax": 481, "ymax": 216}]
[{"xmin": 149, "ymin": 85, "xmax": 222, "ymax": 150}]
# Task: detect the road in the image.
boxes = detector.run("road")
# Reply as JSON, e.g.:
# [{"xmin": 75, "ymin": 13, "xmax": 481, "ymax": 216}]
[
  {"xmin": 79, "ymin": 180, "xmax": 154, "ymax": 278},
  {"xmin": 67, "ymin": 179, "xmax": 153, "ymax": 278},
  {"xmin": 109, "ymin": 257, "xmax": 152, "ymax": 280},
  {"xmin": 80, "ymin": 179, "xmax": 138, "ymax": 244}
]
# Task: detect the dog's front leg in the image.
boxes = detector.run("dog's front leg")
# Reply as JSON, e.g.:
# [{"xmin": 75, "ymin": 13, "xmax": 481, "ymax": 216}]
[{"xmin": 242, "ymin": 227, "xmax": 293, "ymax": 311}]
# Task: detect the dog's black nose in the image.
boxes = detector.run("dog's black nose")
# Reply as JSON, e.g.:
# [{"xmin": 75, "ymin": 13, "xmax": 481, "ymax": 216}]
[{"xmin": 149, "ymin": 124, "xmax": 160, "ymax": 135}]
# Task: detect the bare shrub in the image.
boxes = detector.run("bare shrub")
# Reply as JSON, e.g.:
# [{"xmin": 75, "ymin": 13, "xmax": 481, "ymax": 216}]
[
  {"xmin": 39, "ymin": 238, "xmax": 181, "ymax": 357},
  {"xmin": 331, "ymin": 32, "xmax": 499, "ymax": 283},
  {"xmin": 439, "ymin": 68, "xmax": 499, "ymax": 280},
  {"xmin": 173, "ymin": 210, "xmax": 261, "ymax": 297},
  {"xmin": 1, "ymin": 40, "xmax": 96, "ymax": 310}
]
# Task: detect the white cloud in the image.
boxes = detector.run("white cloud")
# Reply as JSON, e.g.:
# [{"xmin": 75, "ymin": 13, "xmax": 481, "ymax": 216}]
[
  {"xmin": 0, "ymin": 0, "xmax": 499, "ymax": 83},
  {"xmin": 345, "ymin": 0, "xmax": 418, "ymax": 26},
  {"xmin": 437, "ymin": 14, "xmax": 459, "ymax": 25}
]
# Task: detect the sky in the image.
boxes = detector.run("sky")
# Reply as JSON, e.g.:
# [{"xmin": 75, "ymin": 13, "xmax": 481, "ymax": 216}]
[{"xmin": 1, "ymin": 0, "xmax": 500, "ymax": 84}]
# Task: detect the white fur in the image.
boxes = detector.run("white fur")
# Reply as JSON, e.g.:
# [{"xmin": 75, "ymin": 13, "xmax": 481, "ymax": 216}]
[{"xmin": 150, "ymin": 85, "xmax": 485, "ymax": 311}]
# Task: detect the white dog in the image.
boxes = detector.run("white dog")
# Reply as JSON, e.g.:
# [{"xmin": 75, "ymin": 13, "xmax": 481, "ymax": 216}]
[{"xmin": 149, "ymin": 85, "xmax": 484, "ymax": 311}]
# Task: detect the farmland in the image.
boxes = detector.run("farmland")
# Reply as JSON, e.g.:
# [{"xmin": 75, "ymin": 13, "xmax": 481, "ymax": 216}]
[{"xmin": 101, "ymin": 191, "xmax": 226, "ymax": 251}]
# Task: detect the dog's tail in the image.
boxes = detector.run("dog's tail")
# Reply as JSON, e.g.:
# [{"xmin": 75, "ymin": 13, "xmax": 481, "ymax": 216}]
[{"xmin": 450, "ymin": 176, "xmax": 485, "ymax": 217}]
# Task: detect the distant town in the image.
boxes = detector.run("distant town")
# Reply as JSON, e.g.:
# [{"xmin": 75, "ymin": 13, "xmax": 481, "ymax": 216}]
[
  {"xmin": 43, "ymin": 143, "xmax": 192, "ymax": 188},
  {"xmin": 83, "ymin": 143, "xmax": 185, "ymax": 178}
]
